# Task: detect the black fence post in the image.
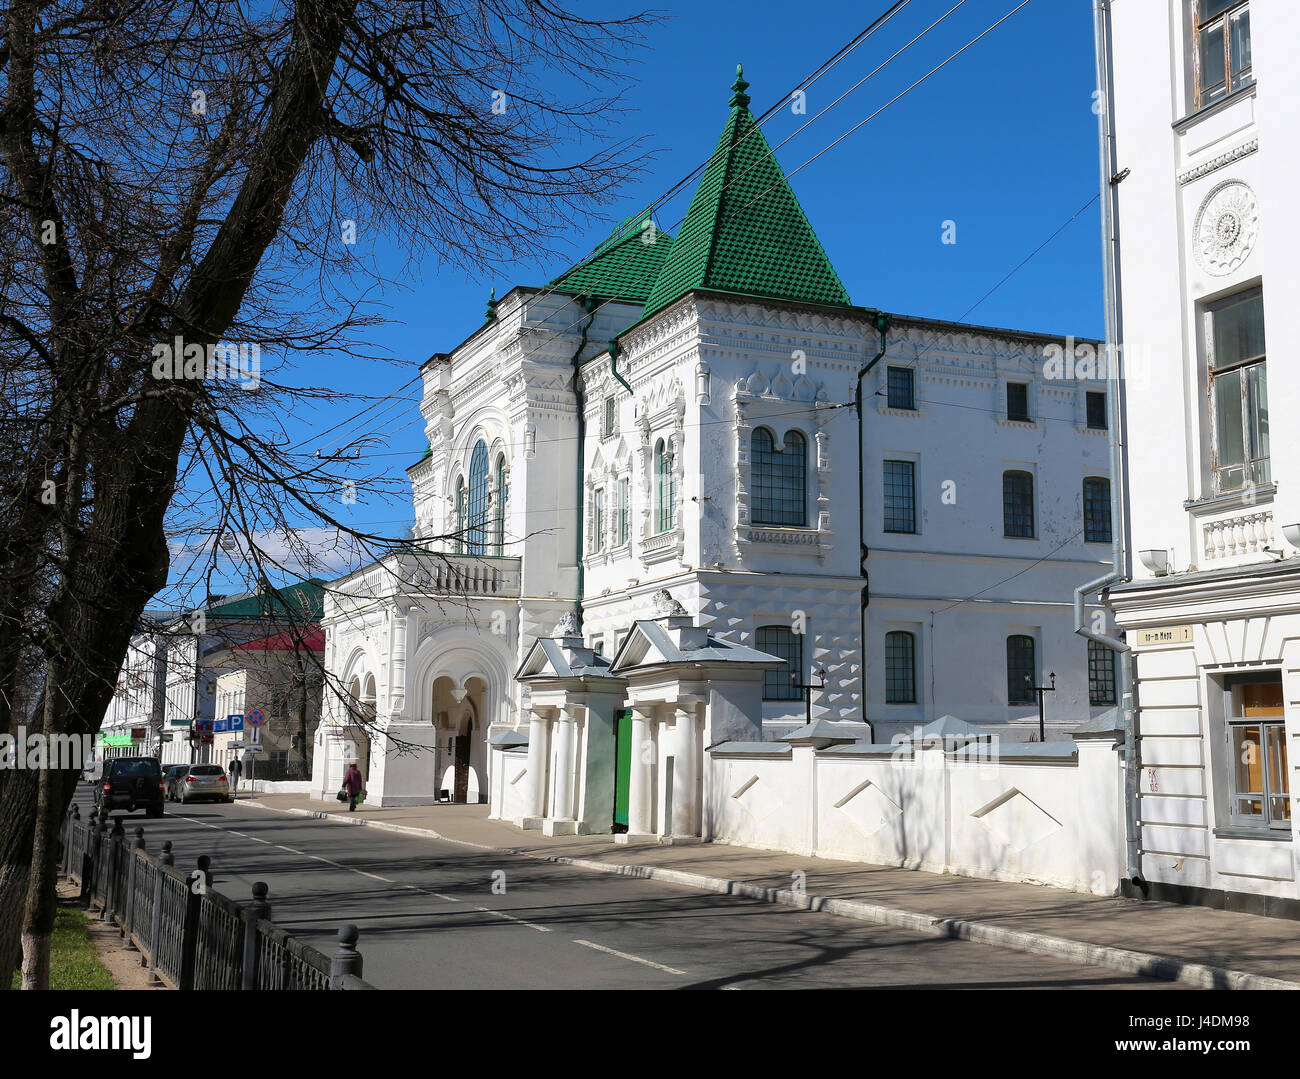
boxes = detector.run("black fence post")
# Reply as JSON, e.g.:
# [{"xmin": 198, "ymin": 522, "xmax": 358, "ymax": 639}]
[
  {"xmin": 124, "ymin": 827, "xmax": 145, "ymax": 948},
  {"xmin": 241, "ymin": 882, "xmax": 271, "ymax": 991},
  {"xmin": 148, "ymin": 841, "xmax": 172, "ymax": 985},
  {"xmin": 329, "ymin": 925, "xmax": 363, "ymax": 990},
  {"xmin": 179, "ymin": 854, "xmax": 210, "ymax": 991},
  {"xmin": 106, "ymin": 817, "xmax": 124, "ymax": 920},
  {"xmin": 79, "ymin": 809, "xmax": 97, "ymax": 905}
]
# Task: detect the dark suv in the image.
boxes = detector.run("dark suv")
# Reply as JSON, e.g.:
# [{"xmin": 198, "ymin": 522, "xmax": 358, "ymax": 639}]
[{"xmin": 96, "ymin": 757, "xmax": 165, "ymax": 817}]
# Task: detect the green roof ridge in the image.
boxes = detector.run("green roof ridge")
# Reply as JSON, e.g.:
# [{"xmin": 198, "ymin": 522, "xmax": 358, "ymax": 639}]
[
  {"xmin": 548, "ymin": 208, "xmax": 675, "ymax": 304},
  {"xmin": 641, "ymin": 67, "xmax": 852, "ymax": 318}
]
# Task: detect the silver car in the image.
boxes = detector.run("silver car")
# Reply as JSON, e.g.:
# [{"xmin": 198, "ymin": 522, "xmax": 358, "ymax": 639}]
[{"xmin": 175, "ymin": 763, "xmax": 234, "ymax": 804}]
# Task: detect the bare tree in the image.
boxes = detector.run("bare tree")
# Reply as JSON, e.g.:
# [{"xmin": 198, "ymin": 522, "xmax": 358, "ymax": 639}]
[{"xmin": 0, "ymin": 0, "xmax": 656, "ymax": 987}]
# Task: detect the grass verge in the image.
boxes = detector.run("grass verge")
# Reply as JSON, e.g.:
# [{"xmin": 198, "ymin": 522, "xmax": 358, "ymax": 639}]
[{"xmin": 9, "ymin": 901, "xmax": 117, "ymax": 990}]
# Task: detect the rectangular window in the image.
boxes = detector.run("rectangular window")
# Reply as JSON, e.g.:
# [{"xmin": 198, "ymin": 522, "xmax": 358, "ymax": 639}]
[
  {"xmin": 1224, "ymin": 676, "xmax": 1289, "ymax": 829},
  {"xmin": 885, "ymin": 631, "xmax": 916, "ymax": 704},
  {"xmin": 1196, "ymin": 0, "xmax": 1252, "ymax": 107},
  {"xmin": 757, "ymin": 626, "xmax": 803, "ymax": 701},
  {"xmin": 618, "ymin": 477, "xmax": 630, "ymax": 546},
  {"xmin": 603, "ymin": 396, "xmax": 616, "ymax": 439},
  {"xmin": 1086, "ymin": 391, "xmax": 1107, "ymax": 430},
  {"xmin": 1088, "ymin": 640, "xmax": 1117, "ymax": 706},
  {"xmin": 1007, "ymin": 382, "xmax": 1030, "ymax": 422},
  {"xmin": 592, "ymin": 488, "xmax": 605, "ymax": 553},
  {"xmin": 887, "ymin": 366, "xmax": 915, "ymax": 410},
  {"xmin": 883, "ymin": 460, "xmax": 916, "ymax": 534},
  {"xmin": 1207, "ymin": 288, "xmax": 1268, "ymax": 492},
  {"xmin": 1083, "ymin": 477, "xmax": 1112, "ymax": 543},
  {"xmin": 1007, "ymin": 635, "xmax": 1036, "ymax": 705},
  {"xmin": 1003, "ymin": 471, "xmax": 1035, "ymax": 538}
]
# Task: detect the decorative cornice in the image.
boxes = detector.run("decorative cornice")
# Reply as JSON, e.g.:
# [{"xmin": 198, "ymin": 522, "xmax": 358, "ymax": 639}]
[{"xmin": 1177, "ymin": 137, "xmax": 1259, "ymax": 186}]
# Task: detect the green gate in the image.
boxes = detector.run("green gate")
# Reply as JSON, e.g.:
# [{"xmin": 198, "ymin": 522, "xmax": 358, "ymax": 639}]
[{"xmin": 613, "ymin": 709, "xmax": 632, "ymax": 829}]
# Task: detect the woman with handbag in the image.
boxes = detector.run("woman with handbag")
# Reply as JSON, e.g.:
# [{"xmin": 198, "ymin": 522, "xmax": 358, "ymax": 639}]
[{"xmin": 342, "ymin": 761, "xmax": 363, "ymax": 812}]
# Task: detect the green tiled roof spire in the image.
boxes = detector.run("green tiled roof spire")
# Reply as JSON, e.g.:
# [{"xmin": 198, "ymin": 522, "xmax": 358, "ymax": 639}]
[
  {"xmin": 640, "ymin": 65, "xmax": 852, "ymax": 318},
  {"xmin": 549, "ymin": 209, "xmax": 675, "ymax": 304}
]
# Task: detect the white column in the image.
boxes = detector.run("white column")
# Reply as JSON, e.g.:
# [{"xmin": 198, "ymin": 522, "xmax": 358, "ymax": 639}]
[
  {"xmin": 523, "ymin": 709, "xmax": 548, "ymax": 819},
  {"xmin": 552, "ymin": 705, "xmax": 578, "ymax": 820},
  {"xmin": 671, "ymin": 704, "xmax": 698, "ymax": 836},
  {"xmin": 627, "ymin": 705, "xmax": 654, "ymax": 835}
]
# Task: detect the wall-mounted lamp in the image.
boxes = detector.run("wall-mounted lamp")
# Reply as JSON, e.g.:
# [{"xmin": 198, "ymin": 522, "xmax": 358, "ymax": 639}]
[{"xmin": 1139, "ymin": 549, "xmax": 1171, "ymax": 577}]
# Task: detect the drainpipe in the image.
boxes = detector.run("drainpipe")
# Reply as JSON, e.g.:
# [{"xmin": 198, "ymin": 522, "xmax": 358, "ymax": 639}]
[
  {"xmin": 1077, "ymin": 0, "xmax": 1142, "ymax": 891},
  {"xmin": 569, "ymin": 299, "xmax": 598, "ymax": 633},
  {"xmin": 608, "ymin": 338, "xmax": 633, "ymax": 396},
  {"xmin": 854, "ymin": 310, "xmax": 890, "ymax": 741}
]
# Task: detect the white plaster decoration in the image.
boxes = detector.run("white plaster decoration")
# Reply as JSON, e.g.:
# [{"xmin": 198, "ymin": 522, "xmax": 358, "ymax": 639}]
[
  {"xmin": 1177, "ymin": 137, "xmax": 1259, "ymax": 185},
  {"xmin": 1193, "ymin": 179, "xmax": 1260, "ymax": 276}
]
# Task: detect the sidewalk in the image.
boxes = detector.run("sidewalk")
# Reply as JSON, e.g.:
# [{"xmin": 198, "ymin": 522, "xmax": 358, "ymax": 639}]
[{"xmin": 238, "ymin": 793, "xmax": 1300, "ymax": 990}]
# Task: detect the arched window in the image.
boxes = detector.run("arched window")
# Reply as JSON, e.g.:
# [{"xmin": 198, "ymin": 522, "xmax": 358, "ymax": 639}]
[
  {"xmin": 655, "ymin": 438, "xmax": 676, "ymax": 533},
  {"xmin": 756, "ymin": 625, "xmax": 802, "ymax": 701},
  {"xmin": 885, "ymin": 631, "xmax": 916, "ymax": 704},
  {"xmin": 494, "ymin": 454, "xmax": 508, "ymax": 555},
  {"xmin": 752, "ymin": 428, "xmax": 807, "ymax": 526},
  {"xmin": 466, "ymin": 440, "xmax": 490, "ymax": 554},
  {"xmin": 1007, "ymin": 634, "xmax": 1036, "ymax": 705},
  {"xmin": 455, "ymin": 476, "xmax": 466, "ymax": 554}
]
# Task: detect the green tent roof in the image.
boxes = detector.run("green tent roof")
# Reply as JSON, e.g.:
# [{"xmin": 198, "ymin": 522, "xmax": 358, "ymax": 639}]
[
  {"xmin": 549, "ymin": 209, "xmax": 675, "ymax": 304},
  {"xmin": 641, "ymin": 66, "xmax": 852, "ymax": 318},
  {"xmin": 204, "ymin": 578, "xmax": 326, "ymax": 622}
]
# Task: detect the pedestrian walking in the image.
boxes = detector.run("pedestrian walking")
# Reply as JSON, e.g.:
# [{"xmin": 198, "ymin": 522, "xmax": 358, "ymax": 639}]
[
  {"xmin": 343, "ymin": 761, "xmax": 363, "ymax": 812},
  {"xmin": 229, "ymin": 755, "xmax": 242, "ymax": 794}
]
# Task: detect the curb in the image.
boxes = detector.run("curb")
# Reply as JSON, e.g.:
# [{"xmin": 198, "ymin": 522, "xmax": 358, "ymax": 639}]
[{"xmin": 238, "ymin": 800, "xmax": 1300, "ymax": 991}]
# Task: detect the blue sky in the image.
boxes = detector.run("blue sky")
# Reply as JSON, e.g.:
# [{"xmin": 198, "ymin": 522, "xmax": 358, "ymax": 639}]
[{"xmin": 189, "ymin": 0, "xmax": 1104, "ymax": 593}]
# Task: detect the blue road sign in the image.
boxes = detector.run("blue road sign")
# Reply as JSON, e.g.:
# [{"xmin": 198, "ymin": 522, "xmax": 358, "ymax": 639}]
[
  {"xmin": 227, "ymin": 714, "xmax": 244, "ymax": 731},
  {"xmin": 214, "ymin": 717, "xmax": 228, "ymax": 733},
  {"xmin": 246, "ymin": 709, "xmax": 266, "ymax": 727}
]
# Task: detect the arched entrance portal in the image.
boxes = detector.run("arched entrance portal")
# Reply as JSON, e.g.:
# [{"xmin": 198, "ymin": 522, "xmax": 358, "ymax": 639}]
[{"xmin": 432, "ymin": 675, "xmax": 488, "ymax": 803}]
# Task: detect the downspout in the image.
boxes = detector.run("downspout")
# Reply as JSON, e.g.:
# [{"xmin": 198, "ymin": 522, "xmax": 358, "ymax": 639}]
[
  {"xmin": 569, "ymin": 298, "xmax": 598, "ymax": 633},
  {"xmin": 608, "ymin": 338, "xmax": 633, "ymax": 397},
  {"xmin": 855, "ymin": 310, "xmax": 890, "ymax": 741},
  {"xmin": 1077, "ymin": 0, "xmax": 1142, "ymax": 890}
]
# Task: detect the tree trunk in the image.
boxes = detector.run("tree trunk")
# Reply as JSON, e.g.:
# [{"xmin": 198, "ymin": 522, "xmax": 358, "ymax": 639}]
[{"xmin": 21, "ymin": 666, "xmax": 65, "ymax": 990}]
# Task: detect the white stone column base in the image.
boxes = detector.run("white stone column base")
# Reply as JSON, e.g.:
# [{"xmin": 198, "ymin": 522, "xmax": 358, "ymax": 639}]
[
  {"xmin": 515, "ymin": 815, "xmax": 543, "ymax": 830},
  {"xmin": 660, "ymin": 835, "xmax": 703, "ymax": 846},
  {"xmin": 542, "ymin": 818, "xmax": 578, "ymax": 837},
  {"xmin": 614, "ymin": 832, "xmax": 660, "ymax": 845}
]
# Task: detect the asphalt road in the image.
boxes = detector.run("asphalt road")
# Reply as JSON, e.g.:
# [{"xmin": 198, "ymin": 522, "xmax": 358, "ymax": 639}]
[{"xmin": 71, "ymin": 786, "xmax": 1194, "ymax": 990}]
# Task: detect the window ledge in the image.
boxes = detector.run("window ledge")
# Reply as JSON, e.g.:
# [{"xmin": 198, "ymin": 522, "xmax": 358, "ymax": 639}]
[
  {"xmin": 1076, "ymin": 425, "xmax": 1108, "ymax": 436},
  {"xmin": 877, "ymin": 405, "xmax": 924, "ymax": 418},
  {"xmin": 1184, "ymin": 482, "xmax": 1276, "ymax": 514},
  {"xmin": 1172, "ymin": 81, "xmax": 1257, "ymax": 133},
  {"xmin": 997, "ymin": 417, "xmax": 1041, "ymax": 430},
  {"xmin": 1212, "ymin": 827, "xmax": 1293, "ymax": 842}
]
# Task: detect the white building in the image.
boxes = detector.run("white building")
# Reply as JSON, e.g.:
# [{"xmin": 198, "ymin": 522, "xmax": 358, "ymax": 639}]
[
  {"xmin": 101, "ymin": 629, "xmax": 168, "ymax": 762},
  {"xmin": 1100, "ymin": 0, "xmax": 1300, "ymax": 914},
  {"xmin": 317, "ymin": 68, "xmax": 1118, "ymax": 822}
]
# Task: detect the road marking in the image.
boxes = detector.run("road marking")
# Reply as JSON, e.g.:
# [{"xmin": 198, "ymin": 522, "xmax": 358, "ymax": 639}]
[
  {"xmin": 172, "ymin": 814, "xmax": 458, "ymax": 901},
  {"xmin": 572, "ymin": 939, "xmax": 686, "ymax": 975},
  {"xmin": 475, "ymin": 906, "xmax": 550, "ymax": 933}
]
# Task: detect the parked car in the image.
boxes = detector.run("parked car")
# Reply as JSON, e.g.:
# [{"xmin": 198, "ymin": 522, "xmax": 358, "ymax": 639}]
[
  {"xmin": 175, "ymin": 763, "xmax": 233, "ymax": 804},
  {"xmin": 95, "ymin": 757, "xmax": 165, "ymax": 817},
  {"xmin": 162, "ymin": 763, "xmax": 188, "ymax": 801}
]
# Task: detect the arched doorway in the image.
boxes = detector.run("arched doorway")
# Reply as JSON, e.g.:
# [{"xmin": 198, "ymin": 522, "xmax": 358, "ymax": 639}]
[
  {"xmin": 454, "ymin": 714, "xmax": 474, "ymax": 803},
  {"xmin": 431, "ymin": 675, "xmax": 488, "ymax": 803}
]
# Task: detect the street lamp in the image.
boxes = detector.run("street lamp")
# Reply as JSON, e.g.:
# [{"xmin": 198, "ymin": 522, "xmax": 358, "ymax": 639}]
[
  {"xmin": 1031, "ymin": 672, "xmax": 1056, "ymax": 742},
  {"xmin": 791, "ymin": 666, "xmax": 827, "ymax": 727}
]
